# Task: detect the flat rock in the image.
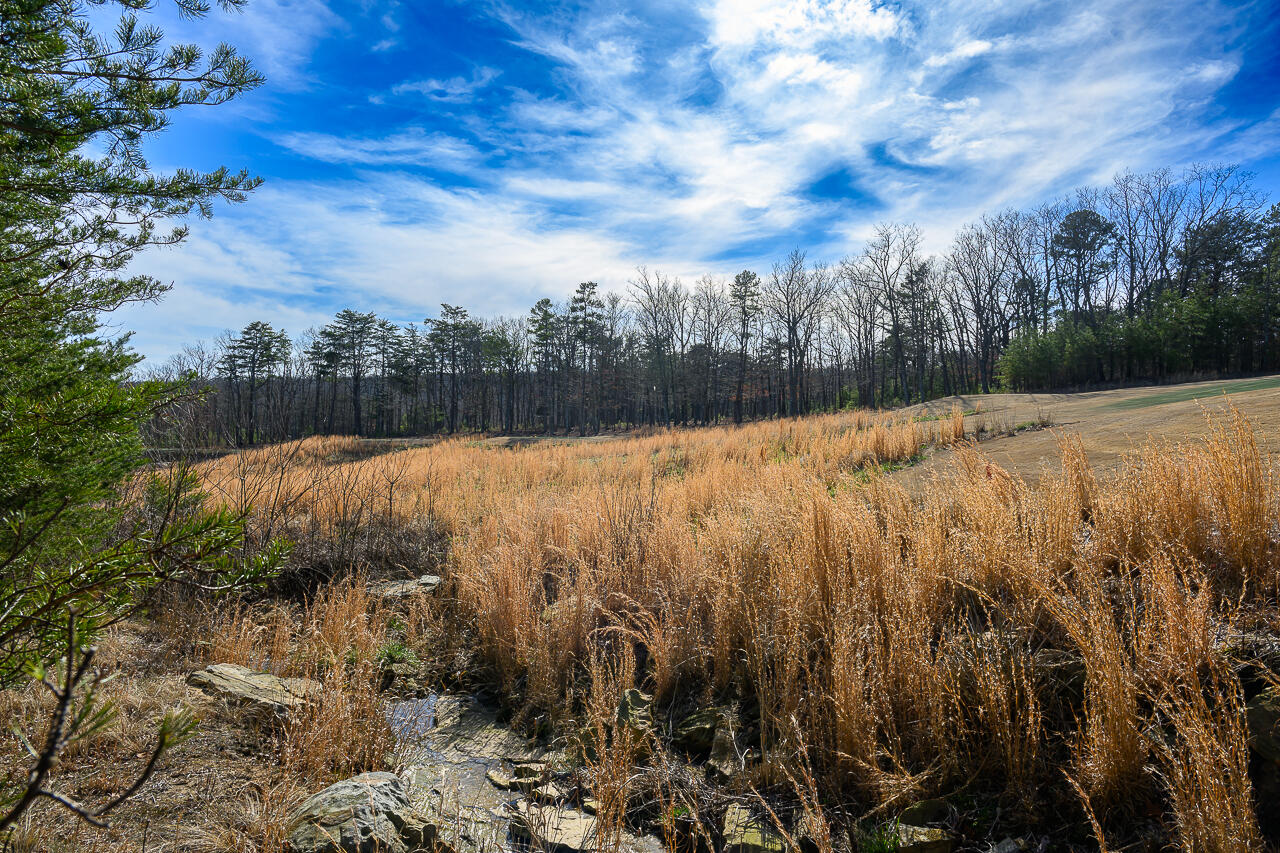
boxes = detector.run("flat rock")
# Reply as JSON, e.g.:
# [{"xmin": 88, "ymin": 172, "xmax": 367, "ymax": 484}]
[
  {"xmin": 398, "ymin": 697, "xmax": 659, "ymax": 853},
  {"xmin": 485, "ymin": 768, "xmax": 516, "ymax": 790},
  {"xmin": 417, "ymin": 696, "xmax": 549, "ymax": 765},
  {"xmin": 187, "ymin": 663, "xmax": 320, "ymax": 721},
  {"xmin": 370, "ymin": 575, "xmax": 442, "ymax": 600},
  {"xmin": 531, "ymin": 780, "xmax": 574, "ymax": 804},
  {"xmin": 723, "ymin": 805, "xmax": 784, "ymax": 853},
  {"xmin": 287, "ymin": 771, "xmax": 433, "ymax": 853},
  {"xmin": 895, "ymin": 824, "xmax": 954, "ymax": 853},
  {"xmin": 512, "ymin": 761, "xmax": 549, "ymax": 779},
  {"xmin": 400, "ymin": 696, "xmax": 557, "ymax": 853},
  {"xmin": 509, "ymin": 801, "xmax": 599, "ymax": 853}
]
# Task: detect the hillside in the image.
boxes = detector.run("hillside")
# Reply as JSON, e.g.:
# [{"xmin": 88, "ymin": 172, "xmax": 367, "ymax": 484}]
[{"xmin": 899, "ymin": 375, "xmax": 1280, "ymax": 484}]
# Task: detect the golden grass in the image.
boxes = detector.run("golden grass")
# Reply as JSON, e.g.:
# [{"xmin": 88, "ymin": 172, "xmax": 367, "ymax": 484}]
[
  {"xmin": 187, "ymin": 404, "xmax": 1278, "ymax": 850},
  {"xmin": 171, "ymin": 578, "xmax": 440, "ymax": 852},
  {"xmin": 197, "ymin": 579, "xmax": 411, "ymax": 787}
]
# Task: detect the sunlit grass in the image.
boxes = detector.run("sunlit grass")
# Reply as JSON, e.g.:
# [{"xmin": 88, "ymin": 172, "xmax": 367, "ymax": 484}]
[{"xmin": 187, "ymin": 404, "xmax": 1276, "ymax": 851}]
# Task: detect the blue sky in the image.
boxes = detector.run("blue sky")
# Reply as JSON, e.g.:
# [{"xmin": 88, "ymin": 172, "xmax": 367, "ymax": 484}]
[{"xmin": 116, "ymin": 0, "xmax": 1280, "ymax": 361}]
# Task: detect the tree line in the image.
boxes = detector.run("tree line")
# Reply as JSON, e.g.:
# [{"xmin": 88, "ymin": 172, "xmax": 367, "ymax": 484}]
[{"xmin": 151, "ymin": 163, "xmax": 1280, "ymax": 445}]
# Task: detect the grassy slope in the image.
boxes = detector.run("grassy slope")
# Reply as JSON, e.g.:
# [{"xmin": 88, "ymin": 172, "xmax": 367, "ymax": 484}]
[{"xmin": 898, "ymin": 374, "xmax": 1280, "ymax": 486}]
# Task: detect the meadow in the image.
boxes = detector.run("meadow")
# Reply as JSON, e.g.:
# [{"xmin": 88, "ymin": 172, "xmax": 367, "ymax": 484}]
[
  {"xmin": 190, "ymin": 394, "xmax": 1277, "ymax": 850},
  {"xmin": 4, "ymin": 396, "xmax": 1277, "ymax": 852}
]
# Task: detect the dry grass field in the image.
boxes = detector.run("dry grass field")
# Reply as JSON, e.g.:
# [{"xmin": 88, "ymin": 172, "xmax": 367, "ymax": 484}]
[{"xmin": 6, "ymin": 377, "xmax": 1280, "ymax": 852}]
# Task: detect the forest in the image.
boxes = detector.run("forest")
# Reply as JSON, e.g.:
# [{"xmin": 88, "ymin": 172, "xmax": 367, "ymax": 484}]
[{"xmin": 158, "ymin": 167, "xmax": 1280, "ymax": 445}]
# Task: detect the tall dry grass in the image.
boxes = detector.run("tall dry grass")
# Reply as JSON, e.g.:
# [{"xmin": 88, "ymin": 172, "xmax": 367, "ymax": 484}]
[
  {"xmin": 191, "ymin": 404, "xmax": 1277, "ymax": 850},
  {"xmin": 174, "ymin": 578, "xmax": 442, "ymax": 852}
]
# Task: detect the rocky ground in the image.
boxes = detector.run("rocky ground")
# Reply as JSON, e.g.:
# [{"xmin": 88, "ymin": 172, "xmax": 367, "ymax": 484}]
[
  {"xmin": 7, "ymin": 573, "xmax": 1280, "ymax": 853},
  {"xmin": 184, "ymin": 661, "xmax": 960, "ymax": 853},
  {"xmin": 0, "ymin": 575, "xmax": 982, "ymax": 853}
]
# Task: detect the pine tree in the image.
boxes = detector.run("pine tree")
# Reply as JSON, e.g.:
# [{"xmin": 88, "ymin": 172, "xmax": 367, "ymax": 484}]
[
  {"xmin": 0, "ymin": 0, "xmax": 276, "ymax": 830},
  {"xmin": 729, "ymin": 270, "xmax": 761, "ymax": 423},
  {"xmin": 568, "ymin": 282, "xmax": 604, "ymax": 434},
  {"xmin": 321, "ymin": 309, "xmax": 379, "ymax": 435}
]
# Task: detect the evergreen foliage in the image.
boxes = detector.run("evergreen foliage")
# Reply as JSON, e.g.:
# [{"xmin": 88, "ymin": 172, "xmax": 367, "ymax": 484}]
[{"xmin": 0, "ymin": 0, "xmax": 273, "ymax": 831}]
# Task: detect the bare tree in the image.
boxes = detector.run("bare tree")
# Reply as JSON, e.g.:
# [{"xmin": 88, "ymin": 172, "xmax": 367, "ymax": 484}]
[
  {"xmin": 860, "ymin": 224, "xmax": 921, "ymax": 403},
  {"xmin": 762, "ymin": 249, "xmax": 834, "ymax": 415}
]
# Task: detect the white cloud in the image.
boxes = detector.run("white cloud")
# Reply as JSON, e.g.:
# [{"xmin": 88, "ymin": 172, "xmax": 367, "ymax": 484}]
[
  {"xmin": 193, "ymin": 0, "xmax": 344, "ymax": 91},
  {"xmin": 117, "ymin": 0, "xmax": 1267, "ymax": 361},
  {"xmin": 705, "ymin": 0, "xmax": 904, "ymax": 48},
  {"xmin": 392, "ymin": 67, "xmax": 502, "ymax": 102},
  {"xmin": 763, "ymin": 52, "xmax": 866, "ymax": 97},
  {"xmin": 275, "ymin": 130, "xmax": 484, "ymax": 168},
  {"xmin": 119, "ymin": 177, "xmax": 660, "ymax": 360},
  {"xmin": 924, "ymin": 38, "xmax": 993, "ymax": 68}
]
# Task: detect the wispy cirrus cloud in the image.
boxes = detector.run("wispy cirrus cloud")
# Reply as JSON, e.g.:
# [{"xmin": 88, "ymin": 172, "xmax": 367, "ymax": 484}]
[
  {"xmin": 392, "ymin": 66, "xmax": 502, "ymax": 102},
  {"xmin": 276, "ymin": 129, "xmax": 485, "ymax": 169},
  {"xmin": 924, "ymin": 38, "xmax": 994, "ymax": 68}
]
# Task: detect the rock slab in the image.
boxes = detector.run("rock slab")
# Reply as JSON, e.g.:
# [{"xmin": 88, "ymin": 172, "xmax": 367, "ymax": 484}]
[
  {"xmin": 723, "ymin": 805, "xmax": 785, "ymax": 853},
  {"xmin": 510, "ymin": 800, "xmax": 599, "ymax": 852},
  {"xmin": 287, "ymin": 772, "xmax": 434, "ymax": 853},
  {"xmin": 187, "ymin": 663, "xmax": 319, "ymax": 720},
  {"xmin": 896, "ymin": 824, "xmax": 954, "ymax": 853},
  {"xmin": 370, "ymin": 575, "xmax": 442, "ymax": 600}
]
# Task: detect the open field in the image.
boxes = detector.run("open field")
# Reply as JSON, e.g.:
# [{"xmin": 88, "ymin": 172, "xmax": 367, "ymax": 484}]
[
  {"xmin": 7, "ymin": 379, "xmax": 1280, "ymax": 852},
  {"xmin": 901, "ymin": 374, "xmax": 1280, "ymax": 485}
]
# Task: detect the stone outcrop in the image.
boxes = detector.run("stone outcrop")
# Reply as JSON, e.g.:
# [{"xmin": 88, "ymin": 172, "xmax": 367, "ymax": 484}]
[
  {"xmin": 399, "ymin": 696, "xmax": 556, "ymax": 853},
  {"xmin": 484, "ymin": 767, "xmax": 515, "ymax": 790},
  {"xmin": 369, "ymin": 574, "xmax": 442, "ymax": 600},
  {"xmin": 671, "ymin": 708, "xmax": 721, "ymax": 757},
  {"xmin": 722, "ymin": 804, "xmax": 785, "ymax": 853},
  {"xmin": 616, "ymin": 689, "xmax": 654, "ymax": 735},
  {"xmin": 187, "ymin": 663, "xmax": 319, "ymax": 721},
  {"xmin": 397, "ymin": 694, "xmax": 660, "ymax": 853},
  {"xmin": 287, "ymin": 772, "xmax": 435, "ymax": 853},
  {"xmin": 509, "ymin": 801, "xmax": 600, "ymax": 853},
  {"xmin": 894, "ymin": 824, "xmax": 954, "ymax": 853}
]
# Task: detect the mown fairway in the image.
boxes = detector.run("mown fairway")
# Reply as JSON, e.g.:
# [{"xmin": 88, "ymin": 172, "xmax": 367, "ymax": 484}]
[{"xmin": 901, "ymin": 374, "xmax": 1280, "ymax": 485}]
